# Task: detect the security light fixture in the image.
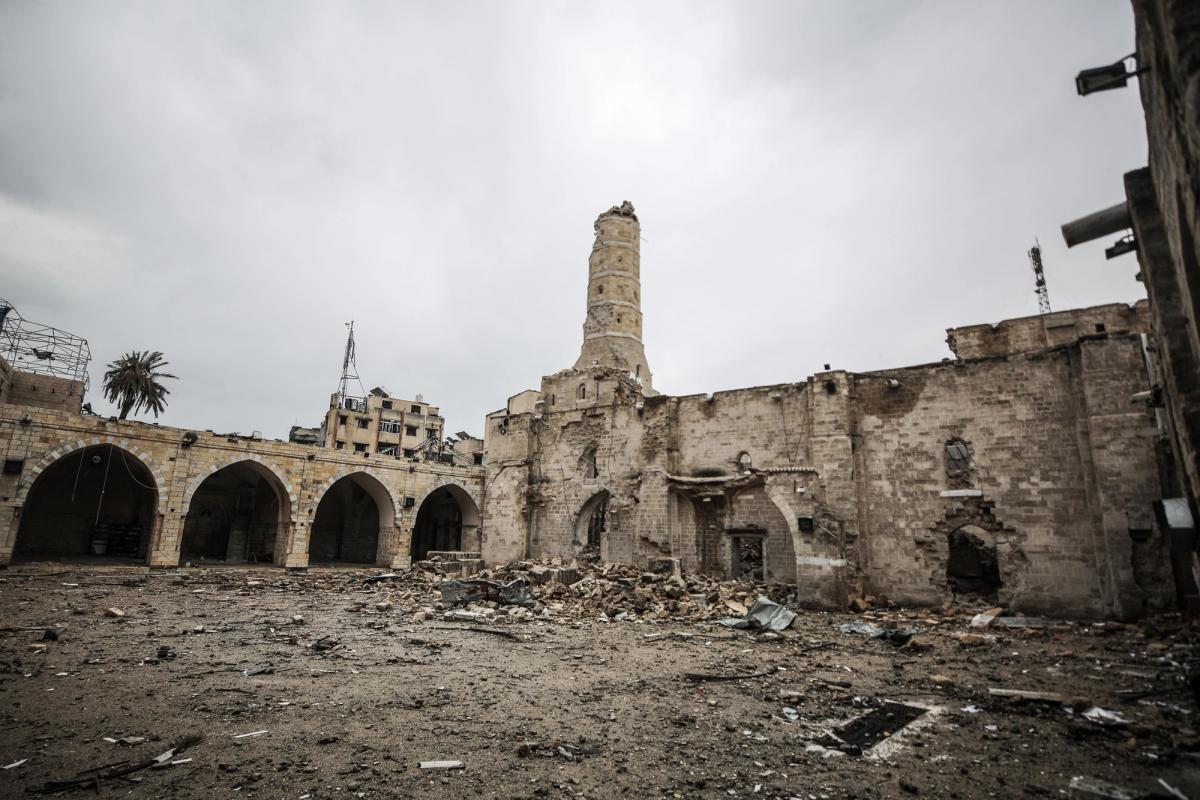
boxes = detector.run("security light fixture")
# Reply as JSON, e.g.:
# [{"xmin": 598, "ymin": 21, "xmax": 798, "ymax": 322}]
[
  {"xmin": 1106, "ymin": 235, "xmax": 1137, "ymax": 259},
  {"xmin": 1075, "ymin": 54, "xmax": 1146, "ymax": 96}
]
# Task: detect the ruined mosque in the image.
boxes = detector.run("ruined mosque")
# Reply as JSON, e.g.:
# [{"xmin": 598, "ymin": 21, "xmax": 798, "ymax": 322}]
[
  {"xmin": 6, "ymin": 0, "xmax": 1200, "ymax": 621},
  {"xmin": 0, "ymin": 185, "xmax": 1189, "ymax": 623}
]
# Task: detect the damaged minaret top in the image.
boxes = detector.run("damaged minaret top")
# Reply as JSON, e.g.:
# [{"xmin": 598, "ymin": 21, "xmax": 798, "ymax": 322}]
[{"xmin": 572, "ymin": 201, "xmax": 656, "ymax": 395}]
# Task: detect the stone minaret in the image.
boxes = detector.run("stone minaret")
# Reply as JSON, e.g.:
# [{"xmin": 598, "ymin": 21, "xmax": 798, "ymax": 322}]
[{"xmin": 573, "ymin": 201, "xmax": 655, "ymax": 395}]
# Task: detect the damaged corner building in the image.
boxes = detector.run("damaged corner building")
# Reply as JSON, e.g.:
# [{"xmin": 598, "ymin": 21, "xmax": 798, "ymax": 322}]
[{"xmin": 481, "ymin": 201, "xmax": 1176, "ymax": 620}]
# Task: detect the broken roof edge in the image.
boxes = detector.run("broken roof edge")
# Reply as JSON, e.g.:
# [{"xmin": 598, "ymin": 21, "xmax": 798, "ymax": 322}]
[{"xmin": 944, "ymin": 299, "xmax": 1149, "ymax": 337}]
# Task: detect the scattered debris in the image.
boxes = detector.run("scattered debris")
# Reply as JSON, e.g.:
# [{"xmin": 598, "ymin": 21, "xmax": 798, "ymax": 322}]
[
  {"xmin": 430, "ymin": 625, "xmax": 522, "ymax": 641},
  {"xmin": 440, "ymin": 578, "xmax": 534, "ymax": 608},
  {"xmin": 102, "ymin": 736, "xmax": 146, "ymax": 746},
  {"xmin": 1080, "ymin": 706, "xmax": 1130, "ymax": 727},
  {"xmin": 419, "ymin": 760, "xmax": 464, "ymax": 769},
  {"xmin": 232, "ymin": 730, "xmax": 268, "ymax": 739},
  {"xmin": 34, "ymin": 734, "xmax": 202, "ymax": 792},
  {"xmin": 684, "ymin": 667, "xmax": 776, "ymax": 682},
  {"xmin": 838, "ymin": 621, "xmax": 919, "ymax": 646},
  {"xmin": 988, "ymin": 688, "xmax": 1066, "ymax": 704},
  {"xmin": 717, "ymin": 596, "xmax": 796, "ymax": 631}
]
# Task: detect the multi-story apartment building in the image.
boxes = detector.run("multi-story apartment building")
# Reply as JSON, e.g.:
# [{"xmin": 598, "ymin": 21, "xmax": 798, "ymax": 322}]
[{"xmin": 319, "ymin": 388, "xmax": 444, "ymax": 458}]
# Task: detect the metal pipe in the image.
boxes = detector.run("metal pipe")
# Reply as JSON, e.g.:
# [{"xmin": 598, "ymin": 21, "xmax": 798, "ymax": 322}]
[{"xmin": 1061, "ymin": 202, "xmax": 1132, "ymax": 247}]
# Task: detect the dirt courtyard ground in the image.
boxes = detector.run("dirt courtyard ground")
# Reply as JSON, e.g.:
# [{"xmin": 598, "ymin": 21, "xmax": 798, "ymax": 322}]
[{"xmin": 0, "ymin": 563, "xmax": 1197, "ymax": 799}]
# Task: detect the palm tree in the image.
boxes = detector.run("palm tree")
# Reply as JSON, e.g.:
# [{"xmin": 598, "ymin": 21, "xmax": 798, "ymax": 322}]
[{"xmin": 102, "ymin": 351, "xmax": 177, "ymax": 419}]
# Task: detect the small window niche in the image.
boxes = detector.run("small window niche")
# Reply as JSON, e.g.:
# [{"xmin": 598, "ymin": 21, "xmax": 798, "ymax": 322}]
[
  {"xmin": 944, "ymin": 437, "xmax": 974, "ymax": 488},
  {"xmin": 580, "ymin": 446, "xmax": 598, "ymax": 480}
]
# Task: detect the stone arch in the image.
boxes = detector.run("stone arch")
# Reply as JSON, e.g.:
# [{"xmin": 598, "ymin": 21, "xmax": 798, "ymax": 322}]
[
  {"xmin": 727, "ymin": 485, "xmax": 796, "ymax": 583},
  {"xmin": 13, "ymin": 441, "xmax": 162, "ymax": 562},
  {"xmin": 182, "ymin": 456, "xmax": 297, "ymax": 524},
  {"xmin": 580, "ymin": 446, "xmax": 598, "ymax": 480},
  {"xmin": 926, "ymin": 501, "xmax": 1028, "ymax": 606},
  {"xmin": 178, "ymin": 460, "xmax": 296, "ymax": 566},
  {"xmin": 309, "ymin": 468, "xmax": 401, "ymax": 523},
  {"xmin": 945, "ymin": 523, "xmax": 1002, "ymax": 597},
  {"xmin": 410, "ymin": 480, "xmax": 482, "ymax": 561},
  {"xmin": 574, "ymin": 490, "xmax": 610, "ymax": 553},
  {"xmin": 308, "ymin": 470, "xmax": 398, "ymax": 565},
  {"xmin": 17, "ymin": 436, "xmax": 168, "ymax": 514}
]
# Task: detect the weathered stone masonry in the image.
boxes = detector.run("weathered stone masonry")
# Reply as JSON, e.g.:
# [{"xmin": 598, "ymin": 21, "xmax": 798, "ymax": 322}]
[{"xmin": 482, "ymin": 204, "xmax": 1175, "ymax": 618}]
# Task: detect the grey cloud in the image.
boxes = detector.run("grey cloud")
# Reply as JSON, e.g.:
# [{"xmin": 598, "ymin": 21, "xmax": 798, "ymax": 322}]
[{"xmin": 0, "ymin": 0, "xmax": 1147, "ymax": 437}]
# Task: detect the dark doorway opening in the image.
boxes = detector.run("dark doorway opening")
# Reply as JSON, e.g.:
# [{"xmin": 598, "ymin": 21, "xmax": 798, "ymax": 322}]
[
  {"xmin": 411, "ymin": 487, "xmax": 464, "ymax": 561},
  {"xmin": 946, "ymin": 527, "xmax": 1002, "ymax": 596},
  {"xmin": 729, "ymin": 529, "xmax": 765, "ymax": 581},
  {"xmin": 310, "ymin": 475, "xmax": 386, "ymax": 564},
  {"xmin": 578, "ymin": 492, "xmax": 608, "ymax": 552},
  {"xmin": 15, "ymin": 445, "xmax": 157, "ymax": 562},
  {"xmin": 180, "ymin": 462, "xmax": 283, "ymax": 563}
]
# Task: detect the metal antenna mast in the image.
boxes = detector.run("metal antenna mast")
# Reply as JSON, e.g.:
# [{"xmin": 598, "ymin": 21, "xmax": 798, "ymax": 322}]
[
  {"xmin": 337, "ymin": 321, "xmax": 360, "ymax": 403},
  {"xmin": 1028, "ymin": 239, "xmax": 1052, "ymax": 314}
]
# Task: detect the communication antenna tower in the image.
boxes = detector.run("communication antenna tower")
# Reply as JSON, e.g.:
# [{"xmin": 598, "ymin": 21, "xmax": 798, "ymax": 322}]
[
  {"xmin": 1028, "ymin": 239, "xmax": 1052, "ymax": 314},
  {"xmin": 336, "ymin": 321, "xmax": 364, "ymax": 404}
]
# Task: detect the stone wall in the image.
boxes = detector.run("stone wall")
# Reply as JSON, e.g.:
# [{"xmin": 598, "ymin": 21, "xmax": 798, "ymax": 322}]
[
  {"xmin": 1130, "ymin": 0, "xmax": 1200, "ymax": 508},
  {"xmin": 947, "ymin": 302, "xmax": 1149, "ymax": 359},
  {"xmin": 0, "ymin": 367, "xmax": 84, "ymax": 414},
  {"xmin": 483, "ymin": 324, "xmax": 1174, "ymax": 617},
  {"xmin": 0, "ymin": 404, "xmax": 485, "ymax": 570}
]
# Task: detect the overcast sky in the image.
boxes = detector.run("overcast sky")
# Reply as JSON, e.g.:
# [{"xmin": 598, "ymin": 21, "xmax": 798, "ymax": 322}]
[{"xmin": 0, "ymin": 1, "xmax": 1148, "ymax": 440}]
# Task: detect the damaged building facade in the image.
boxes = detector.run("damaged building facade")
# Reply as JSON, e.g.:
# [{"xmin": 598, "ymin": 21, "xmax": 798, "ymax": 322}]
[
  {"xmin": 0, "ymin": 198, "xmax": 1183, "ymax": 619},
  {"xmin": 3, "ymin": 0, "xmax": 1197, "ymax": 619},
  {"xmin": 481, "ymin": 203, "xmax": 1176, "ymax": 619},
  {"xmin": 0, "ymin": 306, "xmax": 487, "ymax": 574}
]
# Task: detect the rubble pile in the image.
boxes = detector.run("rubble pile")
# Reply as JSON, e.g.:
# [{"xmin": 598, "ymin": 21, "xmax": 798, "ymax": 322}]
[{"xmin": 397, "ymin": 556, "xmax": 798, "ymax": 624}]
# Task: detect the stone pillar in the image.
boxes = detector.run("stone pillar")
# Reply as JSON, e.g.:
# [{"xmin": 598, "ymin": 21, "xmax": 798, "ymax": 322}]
[
  {"xmin": 283, "ymin": 521, "xmax": 308, "ymax": 569},
  {"xmin": 147, "ymin": 513, "xmax": 181, "ymax": 568},
  {"xmin": 391, "ymin": 524, "xmax": 413, "ymax": 570},
  {"xmin": 0, "ymin": 503, "xmax": 19, "ymax": 566},
  {"xmin": 573, "ymin": 201, "xmax": 656, "ymax": 395}
]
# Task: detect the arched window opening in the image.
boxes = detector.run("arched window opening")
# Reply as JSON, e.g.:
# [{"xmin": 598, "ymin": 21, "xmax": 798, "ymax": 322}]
[
  {"xmin": 576, "ymin": 383, "xmax": 587, "ymax": 400},
  {"xmin": 580, "ymin": 447, "xmax": 598, "ymax": 480},
  {"xmin": 947, "ymin": 526, "xmax": 1001, "ymax": 597},
  {"xmin": 576, "ymin": 492, "xmax": 608, "ymax": 551}
]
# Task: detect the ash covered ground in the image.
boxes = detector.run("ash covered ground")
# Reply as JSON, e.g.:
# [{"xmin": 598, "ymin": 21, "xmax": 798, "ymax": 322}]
[{"xmin": 0, "ymin": 561, "xmax": 1197, "ymax": 799}]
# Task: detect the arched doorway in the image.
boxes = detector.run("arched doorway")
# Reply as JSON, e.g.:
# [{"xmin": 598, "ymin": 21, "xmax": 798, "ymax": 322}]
[
  {"xmin": 411, "ymin": 485, "xmax": 481, "ymax": 561},
  {"xmin": 180, "ymin": 461, "xmax": 289, "ymax": 563},
  {"xmin": 15, "ymin": 444, "xmax": 158, "ymax": 562},
  {"xmin": 946, "ymin": 524, "xmax": 1002, "ymax": 597},
  {"xmin": 575, "ymin": 491, "xmax": 609, "ymax": 553},
  {"xmin": 310, "ymin": 473, "xmax": 394, "ymax": 565}
]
